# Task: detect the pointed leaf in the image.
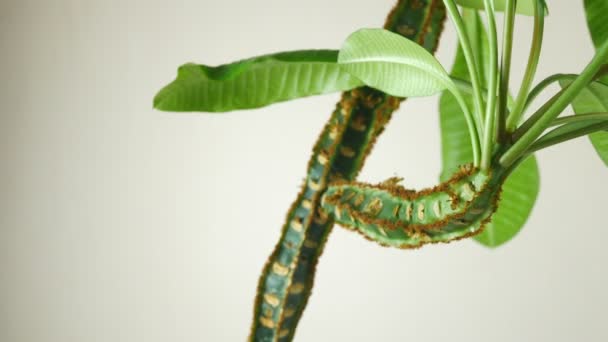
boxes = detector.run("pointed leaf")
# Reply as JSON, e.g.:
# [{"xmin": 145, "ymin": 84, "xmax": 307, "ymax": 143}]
[
  {"xmin": 338, "ymin": 28, "xmax": 454, "ymax": 97},
  {"xmin": 439, "ymin": 10, "xmax": 540, "ymax": 247},
  {"xmin": 456, "ymin": 0, "xmax": 548, "ymax": 16},
  {"xmin": 559, "ymin": 79, "xmax": 608, "ymax": 166},
  {"xmin": 154, "ymin": 50, "xmax": 363, "ymax": 112}
]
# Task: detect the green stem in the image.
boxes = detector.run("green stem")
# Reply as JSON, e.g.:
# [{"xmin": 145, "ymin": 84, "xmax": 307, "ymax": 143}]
[
  {"xmin": 524, "ymin": 70, "xmax": 608, "ymax": 112},
  {"xmin": 452, "ymin": 77, "xmax": 515, "ymax": 110},
  {"xmin": 500, "ymin": 39, "xmax": 608, "ymax": 167},
  {"xmin": 526, "ymin": 121, "xmax": 608, "ymax": 155},
  {"xmin": 549, "ymin": 112, "xmax": 608, "ymax": 127},
  {"xmin": 523, "ymin": 73, "xmax": 576, "ymax": 111},
  {"xmin": 506, "ymin": 0, "xmax": 544, "ymax": 132},
  {"xmin": 512, "ymin": 86, "xmax": 566, "ymax": 141},
  {"xmin": 481, "ymin": 0, "xmax": 499, "ymax": 170},
  {"xmin": 452, "ymin": 88, "xmax": 481, "ymax": 166},
  {"xmin": 443, "ymin": 0, "xmax": 485, "ymax": 137},
  {"xmin": 498, "ymin": 0, "xmax": 517, "ymax": 143}
]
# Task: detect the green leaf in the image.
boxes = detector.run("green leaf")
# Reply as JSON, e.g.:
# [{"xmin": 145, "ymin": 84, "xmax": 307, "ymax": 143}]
[
  {"xmin": 474, "ymin": 156, "xmax": 540, "ymax": 247},
  {"xmin": 154, "ymin": 50, "xmax": 363, "ymax": 112},
  {"xmin": 559, "ymin": 79, "xmax": 608, "ymax": 166},
  {"xmin": 584, "ymin": 0, "xmax": 608, "ymax": 83},
  {"xmin": 456, "ymin": 0, "xmax": 547, "ymax": 16},
  {"xmin": 439, "ymin": 10, "xmax": 540, "ymax": 247},
  {"xmin": 338, "ymin": 28, "xmax": 454, "ymax": 97}
]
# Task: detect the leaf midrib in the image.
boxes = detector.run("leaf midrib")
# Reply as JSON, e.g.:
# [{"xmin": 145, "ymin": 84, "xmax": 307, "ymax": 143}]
[{"xmin": 340, "ymin": 56, "xmax": 450, "ymax": 84}]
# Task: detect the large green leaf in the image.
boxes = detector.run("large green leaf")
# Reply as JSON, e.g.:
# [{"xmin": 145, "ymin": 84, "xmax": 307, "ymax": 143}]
[
  {"xmin": 559, "ymin": 79, "xmax": 608, "ymax": 166},
  {"xmin": 154, "ymin": 50, "xmax": 363, "ymax": 112},
  {"xmin": 474, "ymin": 156, "xmax": 540, "ymax": 247},
  {"xmin": 338, "ymin": 28, "xmax": 454, "ymax": 97},
  {"xmin": 456, "ymin": 0, "xmax": 547, "ymax": 16},
  {"xmin": 584, "ymin": 0, "xmax": 608, "ymax": 84},
  {"xmin": 439, "ymin": 10, "xmax": 540, "ymax": 247}
]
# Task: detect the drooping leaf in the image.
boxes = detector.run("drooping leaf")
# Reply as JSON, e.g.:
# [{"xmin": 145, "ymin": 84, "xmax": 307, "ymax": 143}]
[
  {"xmin": 456, "ymin": 0, "xmax": 548, "ymax": 16},
  {"xmin": 584, "ymin": 0, "xmax": 608, "ymax": 83},
  {"xmin": 154, "ymin": 50, "xmax": 363, "ymax": 112},
  {"xmin": 559, "ymin": 79, "xmax": 608, "ymax": 166},
  {"xmin": 474, "ymin": 156, "xmax": 540, "ymax": 247},
  {"xmin": 338, "ymin": 28, "xmax": 454, "ymax": 97},
  {"xmin": 439, "ymin": 10, "xmax": 540, "ymax": 247}
]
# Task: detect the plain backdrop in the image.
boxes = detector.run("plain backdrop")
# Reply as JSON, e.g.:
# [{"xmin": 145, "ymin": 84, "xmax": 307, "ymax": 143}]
[{"xmin": 1, "ymin": 1, "xmax": 607, "ymax": 341}]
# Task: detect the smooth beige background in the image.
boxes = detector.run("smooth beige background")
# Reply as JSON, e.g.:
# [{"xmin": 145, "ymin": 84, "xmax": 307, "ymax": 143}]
[{"xmin": 1, "ymin": 1, "xmax": 607, "ymax": 341}]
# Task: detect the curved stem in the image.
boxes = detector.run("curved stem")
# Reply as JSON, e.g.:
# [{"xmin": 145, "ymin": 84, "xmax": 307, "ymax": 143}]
[
  {"xmin": 452, "ymin": 77, "xmax": 515, "ymax": 110},
  {"xmin": 249, "ymin": 2, "xmax": 449, "ymax": 340},
  {"xmin": 443, "ymin": 0, "xmax": 486, "ymax": 136},
  {"xmin": 452, "ymin": 88, "xmax": 482, "ymax": 166},
  {"xmin": 524, "ymin": 70, "xmax": 608, "ymax": 112},
  {"xmin": 512, "ymin": 86, "xmax": 566, "ymax": 141},
  {"xmin": 500, "ymin": 39, "xmax": 608, "ymax": 167},
  {"xmin": 526, "ymin": 121, "xmax": 608, "ymax": 155},
  {"xmin": 321, "ymin": 165, "xmax": 507, "ymax": 248},
  {"xmin": 549, "ymin": 112, "xmax": 608, "ymax": 127},
  {"xmin": 523, "ymin": 73, "xmax": 577, "ymax": 111},
  {"xmin": 498, "ymin": 0, "xmax": 517, "ymax": 143},
  {"xmin": 506, "ymin": 0, "xmax": 545, "ymax": 132},
  {"xmin": 481, "ymin": 0, "xmax": 499, "ymax": 170}
]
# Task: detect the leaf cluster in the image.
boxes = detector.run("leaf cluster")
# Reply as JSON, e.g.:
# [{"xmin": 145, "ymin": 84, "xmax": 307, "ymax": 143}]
[{"xmin": 154, "ymin": 0, "xmax": 608, "ymax": 248}]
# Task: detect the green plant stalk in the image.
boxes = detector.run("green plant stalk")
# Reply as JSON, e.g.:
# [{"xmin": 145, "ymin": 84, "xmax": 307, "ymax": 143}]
[
  {"xmin": 526, "ymin": 121, "xmax": 608, "ymax": 154},
  {"xmin": 248, "ymin": 1, "xmax": 447, "ymax": 341},
  {"xmin": 452, "ymin": 77, "xmax": 515, "ymax": 109},
  {"xmin": 500, "ymin": 39, "xmax": 608, "ymax": 167},
  {"xmin": 506, "ymin": 0, "xmax": 545, "ymax": 132},
  {"xmin": 524, "ymin": 69, "xmax": 608, "ymax": 112},
  {"xmin": 443, "ymin": 0, "xmax": 486, "ymax": 136},
  {"xmin": 550, "ymin": 112, "xmax": 608, "ymax": 127},
  {"xmin": 524, "ymin": 73, "xmax": 576, "ymax": 111},
  {"xmin": 498, "ymin": 0, "xmax": 517, "ymax": 142},
  {"xmin": 481, "ymin": 0, "xmax": 499, "ymax": 170},
  {"xmin": 452, "ymin": 89, "xmax": 482, "ymax": 165},
  {"xmin": 321, "ymin": 163, "xmax": 509, "ymax": 248},
  {"xmin": 512, "ymin": 86, "xmax": 567, "ymax": 141}
]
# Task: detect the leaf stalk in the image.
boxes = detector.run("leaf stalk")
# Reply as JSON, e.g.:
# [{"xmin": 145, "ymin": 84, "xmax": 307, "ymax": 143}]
[
  {"xmin": 506, "ymin": 0, "xmax": 545, "ymax": 132},
  {"xmin": 526, "ymin": 121, "xmax": 608, "ymax": 155},
  {"xmin": 481, "ymin": 0, "xmax": 499, "ymax": 170},
  {"xmin": 443, "ymin": 0, "xmax": 486, "ymax": 137},
  {"xmin": 549, "ymin": 112, "xmax": 608, "ymax": 127},
  {"xmin": 497, "ymin": 0, "xmax": 517, "ymax": 143},
  {"xmin": 500, "ymin": 38, "xmax": 608, "ymax": 167}
]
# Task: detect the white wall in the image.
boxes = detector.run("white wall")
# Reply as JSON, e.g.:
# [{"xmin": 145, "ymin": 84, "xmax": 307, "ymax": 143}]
[{"xmin": 1, "ymin": 1, "xmax": 607, "ymax": 341}]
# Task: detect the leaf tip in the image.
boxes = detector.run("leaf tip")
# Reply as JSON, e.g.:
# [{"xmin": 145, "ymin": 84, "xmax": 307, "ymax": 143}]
[{"xmin": 152, "ymin": 88, "xmax": 170, "ymax": 111}]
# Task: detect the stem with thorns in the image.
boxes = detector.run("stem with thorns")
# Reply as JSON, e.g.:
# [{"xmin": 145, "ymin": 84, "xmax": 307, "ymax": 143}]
[{"xmin": 248, "ymin": 2, "xmax": 448, "ymax": 341}]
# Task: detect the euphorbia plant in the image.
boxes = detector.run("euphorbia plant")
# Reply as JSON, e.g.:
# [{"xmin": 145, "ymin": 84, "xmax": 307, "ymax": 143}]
[{"xmin": 154, "ymin": 0, "xmax": 608, "ymax": 340}]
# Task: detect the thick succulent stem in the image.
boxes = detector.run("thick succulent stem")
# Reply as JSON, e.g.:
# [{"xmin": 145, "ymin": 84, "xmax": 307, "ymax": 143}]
[
  {"xmin": 248, "ymin": 1, "xmax": 447, "ymax": 341},
  {"xmin": 321, "ymin": 163, "xmax": 510, "ymax": 249}
]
